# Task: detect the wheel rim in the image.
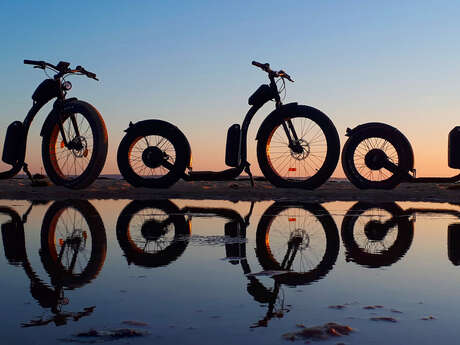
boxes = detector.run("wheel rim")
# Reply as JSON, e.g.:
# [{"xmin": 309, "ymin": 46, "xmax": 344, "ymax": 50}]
[
  {"xmin": 265, "ymin": 117, "xmax": 328, "ymax": 182},
  {"xmin": 127, "ymin": 135, "xmax": 177, "ymax": 179},
  {"xmin": 48, "ymin": 113, "xmax": 95, "ymax": 181},
  {"xmin": 352, "ymin": 136, "xmax": 399, "ymax": 183}
]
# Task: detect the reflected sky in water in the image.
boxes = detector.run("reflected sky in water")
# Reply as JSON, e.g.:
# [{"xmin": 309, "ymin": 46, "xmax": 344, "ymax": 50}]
[{"xmin": 1, "ymin": 199, "xmax": 460, "ymax": 344}]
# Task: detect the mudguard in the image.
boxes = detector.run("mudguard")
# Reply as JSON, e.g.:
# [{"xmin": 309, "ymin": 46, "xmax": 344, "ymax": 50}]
[
  {"xmin": 345, "ymin": 122, "xmax": 415, "ymax": 170},
  {"xmin": 255, "ymin": 102, "xmax": 298, "ymax": 140},
  {"xmin": 124, "ymin": 119, "xmax": 192, "ymax": 168},
  {"xmin": 39, "ymin": 98, "xmax": 79, "ymax": 137}
]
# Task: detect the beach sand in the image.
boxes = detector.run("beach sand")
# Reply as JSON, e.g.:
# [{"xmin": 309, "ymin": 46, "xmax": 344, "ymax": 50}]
[{"xmin": 1, "ymin": 177, "xmax": 460, "ymax": 202}]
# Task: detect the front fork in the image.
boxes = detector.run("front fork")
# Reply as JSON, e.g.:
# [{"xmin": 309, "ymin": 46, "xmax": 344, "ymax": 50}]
[
  {"xmin": 56, "ymin": 108, "xmax": 81, "ymax": 150},
  {"xmin": 281, "ymin": 119, "xmax": 302, "ymax": 152}
]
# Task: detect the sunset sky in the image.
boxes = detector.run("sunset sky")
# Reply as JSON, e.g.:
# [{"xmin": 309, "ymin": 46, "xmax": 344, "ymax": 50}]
[{"xmin": 1, "ymin": 1, "xmax": 460, "ymax": 178}]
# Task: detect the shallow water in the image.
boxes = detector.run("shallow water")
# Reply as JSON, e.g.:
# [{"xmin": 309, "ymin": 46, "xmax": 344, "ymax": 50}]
[{"xmin": 1, "ymin": 199, "xmax": 460, "ymax": 344}]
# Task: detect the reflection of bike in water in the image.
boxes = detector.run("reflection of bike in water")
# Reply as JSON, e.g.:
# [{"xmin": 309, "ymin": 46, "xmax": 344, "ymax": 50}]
[
  {"xmin": 116, "ymin": 200, "xmax": 339, "ymax": 328},
  {"xmin": 116, "ymin": 200, "xmax": 191, "ymax": 268},
  {"xmin": 116, "ymin": 200, "xmax": 251, "ymax": 268},
  {"xmin": 342, "ymin": 201, "xmax": 460, "ymax": 267},
  {"xmin": 247, "ymin": 202, "xmax": 339, "ymax": 327},
  {"xmin": 0, "ymin": 200, "xmax": 106, "ymax": 326},
  {"xmin": 341, "ymin": 202, "xmax": 414, "ymax": 268}
]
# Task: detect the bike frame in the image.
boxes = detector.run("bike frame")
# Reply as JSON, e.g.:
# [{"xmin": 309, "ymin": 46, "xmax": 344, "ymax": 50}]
[{"xmin": 184, "ymin": 73, "xmax": 300, "ymax": 182}]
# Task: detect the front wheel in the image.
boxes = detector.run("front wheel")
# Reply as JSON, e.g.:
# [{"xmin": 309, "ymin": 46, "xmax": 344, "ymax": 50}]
[
  {"xmin": 41, "ymin": 100, "xmax": 108, "ymax": 189},
  {"xmin": 40, "ymin": 200, "xmax": 107, "ymax": 289},
  {"xmin": 255, "ymin": 202, "xmax": 339, "ymax": 286},
  {"xmin": 257, "ymin": 105, "xmax": 340, "ymax": 189}
]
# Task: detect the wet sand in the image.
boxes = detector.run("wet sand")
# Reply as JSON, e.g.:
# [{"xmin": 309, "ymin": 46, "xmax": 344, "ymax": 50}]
[{"xmin": 1, "ymin": 177, "xmax": 460, "ymax": 202}]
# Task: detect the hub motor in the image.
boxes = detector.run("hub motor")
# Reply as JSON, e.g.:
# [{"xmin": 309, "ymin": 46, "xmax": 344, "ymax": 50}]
[
  {"xmin": 142, "ymin": 146, "xmax": 166, "ymax": 169},
  {"xmin": 364, "ymin": 149, "xmax": 387, "ymax": 170}
]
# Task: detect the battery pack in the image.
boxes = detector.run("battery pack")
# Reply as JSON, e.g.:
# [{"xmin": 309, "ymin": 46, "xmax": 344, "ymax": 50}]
[
  {"xmin": 225, "ymin": 124, "xmax": 241, "ymax": 167},
  {"xmin": 2, "ymin": 121, "xmax": 26, "ymax": 165},
  {"xmin": 448, "ymin": 127, "xmax": 460, "ymax": 169}
]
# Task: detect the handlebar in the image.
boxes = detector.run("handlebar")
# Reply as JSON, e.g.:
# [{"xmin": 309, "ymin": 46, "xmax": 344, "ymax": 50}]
[
  {"xmin": 24, "ymin": 59, "xmax": 98, "ymax": 80},
  {"xmin": 252, "ymin": 60, "xmax": 294, "ymax": 82}
]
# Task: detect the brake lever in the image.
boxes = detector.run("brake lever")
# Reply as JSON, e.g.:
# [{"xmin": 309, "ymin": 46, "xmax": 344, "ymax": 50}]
[{"xmin": 278, "ymin": 70, "xmax": 294, "ymax": 82}]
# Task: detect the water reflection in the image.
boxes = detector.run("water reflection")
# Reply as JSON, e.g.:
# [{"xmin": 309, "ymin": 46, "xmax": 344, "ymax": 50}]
[
  {"xmin": 342, "ymin": 202, "xmax": 460, "ymax": 268},
  {"xmin": 3, "ymin": 198, "xmax": 460, "ymax": 338},
  {"xmin": 341, "ymin": 202, "xmax": 414, "ymax": 268},
  {"xmin": 0, "ymin": 200, "xmax": 106, "ymax": 327},
  {"xmin": 247, "ymin": 202, "xmax": 339, "ymax": 327},
  {"xmin": 255, "ymin": 202, "xmax": 339, "ymax": 285},
  {"xmin": 116, "ymin": 200, "xmax": 191, "ymax": 267}
]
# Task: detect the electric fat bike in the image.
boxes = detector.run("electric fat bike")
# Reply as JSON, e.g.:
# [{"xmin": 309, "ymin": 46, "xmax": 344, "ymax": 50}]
[
  {"xmin": 0, "ymin": 60, "xmax": 108, "ymax": 189},
  {"xmin": 342, "ymin": 122, "xmax": 460, "ymax": 189},
  {"xmin": 117, "ymin": 61, "xmax": 340, "ymax": 189}
]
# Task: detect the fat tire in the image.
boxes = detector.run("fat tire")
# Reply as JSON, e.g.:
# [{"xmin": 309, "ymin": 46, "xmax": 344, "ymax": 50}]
[
  {"xmin": 256, "ymin": 105, "xmax": 340, "ymax": 189},
  {"xmin": 40, "ymin": 200, "xmax": 107, "ymax": 289},
  {"xmin": 255, "ymin": 202, "xmax": 339, "ymax": 286},
  {"xmin": 117, "ymin": 121, "xmax": 189, "ymax": 188},
  {"xmin": 116, "ymin": 200, "xmax": 190, "ymax": 267},
  {"xmin": 41, "ymin": 100, "xmax": 108, "ymax": 189},
  {"xmin": 341, "ymin": 202, "xmax": 414, "ymax": 268},
  {"xmin": 341, "ymin": 124, "xmax": 413, "ymax": 189}
]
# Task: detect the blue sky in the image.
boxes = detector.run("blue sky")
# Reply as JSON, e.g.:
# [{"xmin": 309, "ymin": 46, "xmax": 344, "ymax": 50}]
[{"xmin": 1, "ymin": 1, "xmax": 460, "ymax": 176}]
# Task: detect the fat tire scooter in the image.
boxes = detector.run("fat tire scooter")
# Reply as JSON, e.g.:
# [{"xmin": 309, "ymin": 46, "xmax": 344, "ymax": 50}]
[{"xmin": 117, "ymin": 61, "xmax": 340, "ymax": 189}]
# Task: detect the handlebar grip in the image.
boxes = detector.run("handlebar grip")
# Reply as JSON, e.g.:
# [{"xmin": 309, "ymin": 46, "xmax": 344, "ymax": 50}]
[
  {"xmin": 76, "ymin": 65, "xmax": 98, "ymax": 80},
  {"xmin": 24, "ymin": 59, "xmax": 44, "ymax": 65},
  {"xmin": 87, "ymin": 72, "xmax": 98, "ymax": 80},
  {"xmin": 252, "ymin": 60, "xmax": 269, "ymax": 69}
]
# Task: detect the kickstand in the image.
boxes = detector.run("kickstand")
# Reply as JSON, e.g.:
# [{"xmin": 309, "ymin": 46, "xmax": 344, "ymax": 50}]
[
  {"xmin": 244, "ymin": 162, "xmax": 255, "ymax": 188},
  {"xmin": 23, "ymin": 163, "xmax": 49, "ymax": 187},
  {"xmin": 23, "ymin": 163, "xmax": 34, "ymax": 182}
]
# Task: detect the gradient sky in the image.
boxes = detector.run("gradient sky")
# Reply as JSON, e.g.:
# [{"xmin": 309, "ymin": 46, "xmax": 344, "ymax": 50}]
[{"xmin": 1, "ymin": 1, "xmax": 460, "ymax": 177}]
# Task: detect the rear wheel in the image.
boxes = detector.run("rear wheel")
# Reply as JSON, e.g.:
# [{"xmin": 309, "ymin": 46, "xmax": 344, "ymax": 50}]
[
  {"xmin": 341, "ymin": 202, "xmax": 414, "ymax": 267},
  {"xmin": 342, "ymin": 124, "xmax": 413, "ymax": 189},
  {"xmin": 116, "ymin": 200, "xmax": 190, "ymax": 267},
  {"xmin": 117, "ymin": 121, "xmax": 190, "ymax": 188},
  {"xmin": 257, "ymin": 105, "xmax": 340, "ymax": 189},
  {"xmin": 41, "ymin": 101, "xmax": 108, "ymax": 189}
]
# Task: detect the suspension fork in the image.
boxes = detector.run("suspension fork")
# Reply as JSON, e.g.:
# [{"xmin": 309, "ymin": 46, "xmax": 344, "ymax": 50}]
[
  {"xmin": 281, "ymin": 119, "xmax": 301, "ymax": 146},
  {"xmin": 270, "ymin": 75, "xmax": 300, "ymax": 148},
  {"xmin": 57, "ymin": 235, "xmax": 82, "ymax": 273},
  {"xmin": 55, "ymin": 103, "xmax": 81, "ymax": 148}
]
